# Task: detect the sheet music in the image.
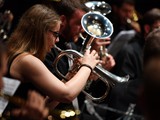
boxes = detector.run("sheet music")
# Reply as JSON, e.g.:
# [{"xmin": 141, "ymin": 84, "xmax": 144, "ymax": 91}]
[{"xmin": 0, "ymin": 77, "xmax": 20, "ymax": 114}]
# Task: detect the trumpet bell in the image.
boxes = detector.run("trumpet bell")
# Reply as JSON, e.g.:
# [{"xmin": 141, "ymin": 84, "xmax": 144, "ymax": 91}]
[{"xmin": 81, "ymin": 12, "xmax": 113, "ymax": 39}]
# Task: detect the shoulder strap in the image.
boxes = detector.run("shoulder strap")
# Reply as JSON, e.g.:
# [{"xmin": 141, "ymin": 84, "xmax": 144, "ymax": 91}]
[{"xmin": 7, "ymin": 53, "xmax": 22, "ymax": 77}]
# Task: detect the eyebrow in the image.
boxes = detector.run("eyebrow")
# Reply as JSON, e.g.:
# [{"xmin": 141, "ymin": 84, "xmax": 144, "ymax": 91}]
[{"xmin": 49, "ymin": 30, "xmax": 60, "ymax": 37}]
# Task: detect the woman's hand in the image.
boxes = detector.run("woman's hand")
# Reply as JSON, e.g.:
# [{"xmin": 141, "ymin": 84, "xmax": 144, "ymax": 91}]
[{"xmin": 81, "ymin": 49, "xmax": 101, "ymax": 69}]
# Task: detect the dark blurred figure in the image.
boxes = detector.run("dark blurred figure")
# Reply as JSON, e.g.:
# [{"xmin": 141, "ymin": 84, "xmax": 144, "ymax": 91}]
[
  {"xmin": 0, "ymin": 42, "xmax": 49, "ymax": 120},
  {"xmin": 0, "ymin": 0, "xmax": 14, "ymax": 42},
  {"xmin": 108, "ymin": 0, "xmax": 141, "ymax": 40},
  {"xmin": 105, "ymin": 8, "xmax": 160, "ymax": 120},
  {"xmin": 141, "ymin": 28, "xmax": 160, "ymax": 120},
  {"xmin": 0, "ymin": 0, "xmax": 43, "ymax": 35},
  {"xmin": 112, "ymin": 8, "xmax": 160, "ymax": 80},
  {"xmin": 135, "ymin": 0, "xmax": 160, "ymax": 15}
]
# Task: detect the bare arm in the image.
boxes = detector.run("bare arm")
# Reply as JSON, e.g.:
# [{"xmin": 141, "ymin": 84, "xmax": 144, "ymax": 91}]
[{"xmin": 10, "ymin": 50, "xmax": 100, "ymax": 103}]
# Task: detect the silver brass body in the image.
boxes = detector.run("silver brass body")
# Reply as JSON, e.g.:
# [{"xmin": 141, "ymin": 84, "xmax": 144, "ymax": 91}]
[{"xmin": 53, "ymin": 45, "xmax": 129, "ymax": 102}]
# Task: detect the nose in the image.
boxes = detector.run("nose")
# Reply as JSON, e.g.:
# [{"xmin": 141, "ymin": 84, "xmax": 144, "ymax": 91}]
[
  {"xmin": 55, "ymin": 37, "xmax": 59, "ymax": 43},
  {"xmin": 80, "ymin": 26, "xmax": 85, "ymax": 33}
]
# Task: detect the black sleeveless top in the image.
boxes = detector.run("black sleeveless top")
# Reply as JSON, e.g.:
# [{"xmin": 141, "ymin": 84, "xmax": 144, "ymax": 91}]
[{"xmin": 3, "ymin": 53, "xmax": 45, "ymax": 119}]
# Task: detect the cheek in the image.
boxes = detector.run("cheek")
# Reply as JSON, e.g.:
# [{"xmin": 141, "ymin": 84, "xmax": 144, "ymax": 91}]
[
  {"xmin": 47, "ymin": 36, "xmax": 53, "ymax": 45},
  {"xmin": 48, "ymin": 39, "xmax": 52, "ymax": 45},
  {"xmin": 71, "ymin": 26, "xmax": 81, "ymax": 35}
]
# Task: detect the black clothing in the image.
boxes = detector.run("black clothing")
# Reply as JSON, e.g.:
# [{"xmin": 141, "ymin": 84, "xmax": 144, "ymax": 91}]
[
  {"xmin": 44, "ymin": 36, "xmax": 78, "ymax": 80},
  {"xmin": 4, "ymin": 53, "xmax": 45, "ymax": 120},
  {"xmin": 44, "ymin": 36, "xmax": 78, "ymax": 119},
  {"xmin": 105, "ymin": 33, "xmax": 145, "ymax": 120},
  {"xmin": 106, "ymin": 79, "xmax": 143, "ymax": 120},
  {"xmin": 112, "ymin": 33, "xmax": 144, "ymax": 80},
  {"xmin": 6, "ymin": 53, "xmax": 45, "ymax": 98},
  {"xmin": 108, "ymin": 13, "xmax": 134, "ymax": 41},
  {"xmin": 44, "ymin": 36, "xmax": 102, "ymax": 120}
]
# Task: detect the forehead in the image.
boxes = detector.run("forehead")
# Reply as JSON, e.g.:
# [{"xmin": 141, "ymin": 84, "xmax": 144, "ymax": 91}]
[
  {"xmin": 49, "ymin": 21, "xmax": 61, "ymax": 30},
  {"xmin": 152, "ymin": 20, "xmax": 160, "ymax": 29},
  {"xmin": 71, "ymin": 9, "xmax": 86, "ymax": 20},
  {"xmin": 121, "ymin": 3, "xmax": 135, "ymax": 11}
]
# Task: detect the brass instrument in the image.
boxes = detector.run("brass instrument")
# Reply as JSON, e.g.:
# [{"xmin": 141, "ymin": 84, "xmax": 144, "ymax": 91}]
[
  {"xmin": 0, "ymin": 10, "xmax": 13, "ymax": 42},
  {"xmin": 85, "ymin": 1, "xmax": 111, "ymax": 16},
  {"xmin": 53, "ymin": 44, "xmax": 129, "ymax": 102},
  {"xmin": 52, "ymin": 12, "xmax": 129, "ymax": 102},
  {"xmin": 126, "ymin": 10, "xmax": 141, "ymax": 32},
  {"xmin": 82, "ymin": 1, "xmax": 112, "ymax": 60},
  {"xmin": 80, "ymin": 12, "xmax": 113, "ymax": 52}
]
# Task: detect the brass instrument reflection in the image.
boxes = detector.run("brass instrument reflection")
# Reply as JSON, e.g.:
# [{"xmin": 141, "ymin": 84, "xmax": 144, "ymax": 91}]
[{"xmin": 126, "ymin": 10, "xmax": 141, "ymax": 32}]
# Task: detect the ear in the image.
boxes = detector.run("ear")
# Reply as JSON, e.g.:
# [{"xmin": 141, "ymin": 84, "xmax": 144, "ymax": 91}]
[
  {"xmin": 60, "ymin": 15, "xmax": 67, "ymax": 31},
  {"xmin": 144, "ymin": 24, "xmax": 151, "ymax": 34},
  {"xmin": 60, "ymin": 15, "xmax": 66, "ymax": 25}
]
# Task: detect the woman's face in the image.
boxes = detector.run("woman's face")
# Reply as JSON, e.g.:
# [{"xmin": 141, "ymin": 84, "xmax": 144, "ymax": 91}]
[{"xmin": 47, "ymin": 22, "xmax": 61, "ymax": 52}]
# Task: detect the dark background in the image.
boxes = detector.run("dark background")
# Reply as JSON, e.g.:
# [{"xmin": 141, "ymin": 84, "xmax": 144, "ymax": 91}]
[{"xmin": 0, "ymin": 0, "xmax": 159, "ymax": 32}]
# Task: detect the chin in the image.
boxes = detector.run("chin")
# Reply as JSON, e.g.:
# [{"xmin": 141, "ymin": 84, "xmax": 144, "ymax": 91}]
[{"xmin": 47, "ymin": 48, "xmax": 51, "ymax": 52}]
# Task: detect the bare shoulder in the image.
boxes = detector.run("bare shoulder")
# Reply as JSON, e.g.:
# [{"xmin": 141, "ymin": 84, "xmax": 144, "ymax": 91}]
[
  {"xmin": 12, "ymin": 53, "xmax": 40, "ymax": 68},
  {"xmin": 10, "ymin": 53, "xmax": 46, "ymax": 80},
  {"xmin": 16, "ymin": 53, "xmax": 46, "ymax": 71}
]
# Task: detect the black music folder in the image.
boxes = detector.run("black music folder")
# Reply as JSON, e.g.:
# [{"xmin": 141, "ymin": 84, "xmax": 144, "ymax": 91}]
[{"xmin": 108, "ymin": 30, "xmax": 136, "ymax": 57}]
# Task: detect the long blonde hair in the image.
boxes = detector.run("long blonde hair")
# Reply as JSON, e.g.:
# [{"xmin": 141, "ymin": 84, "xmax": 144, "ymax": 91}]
[{"xmin": 7, "ymin": 4, "xmax": 60, "ymax": 61}]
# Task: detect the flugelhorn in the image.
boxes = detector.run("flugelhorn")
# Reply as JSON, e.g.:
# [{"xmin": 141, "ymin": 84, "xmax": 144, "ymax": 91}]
[
  {"xmin": 53, "ymin": 45, "xmax": 129, "ymax": 102},
  {"xmin": 53, "ymin": 12, "xmax": 128, "ymax": 102}
]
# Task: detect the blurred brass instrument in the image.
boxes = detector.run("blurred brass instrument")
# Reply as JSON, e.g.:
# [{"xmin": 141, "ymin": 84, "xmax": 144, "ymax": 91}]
[
  {"xmin": 126, "ymin": 10, "xmax": 141, "ymax": 32},
  {"xmin": 85, "ymin": 1, "xmax": 112, "ymax": 16},
  {"xmin": 0, "ymin": 10, "xmax": 13, "ymax": 42},
  {"xmin": 82, "ymin": 1, "xmax": 112, "ymax": 60},
  {"xmin": 126, "ymin": 10, "xmax": 139, "ymax": 24}
]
